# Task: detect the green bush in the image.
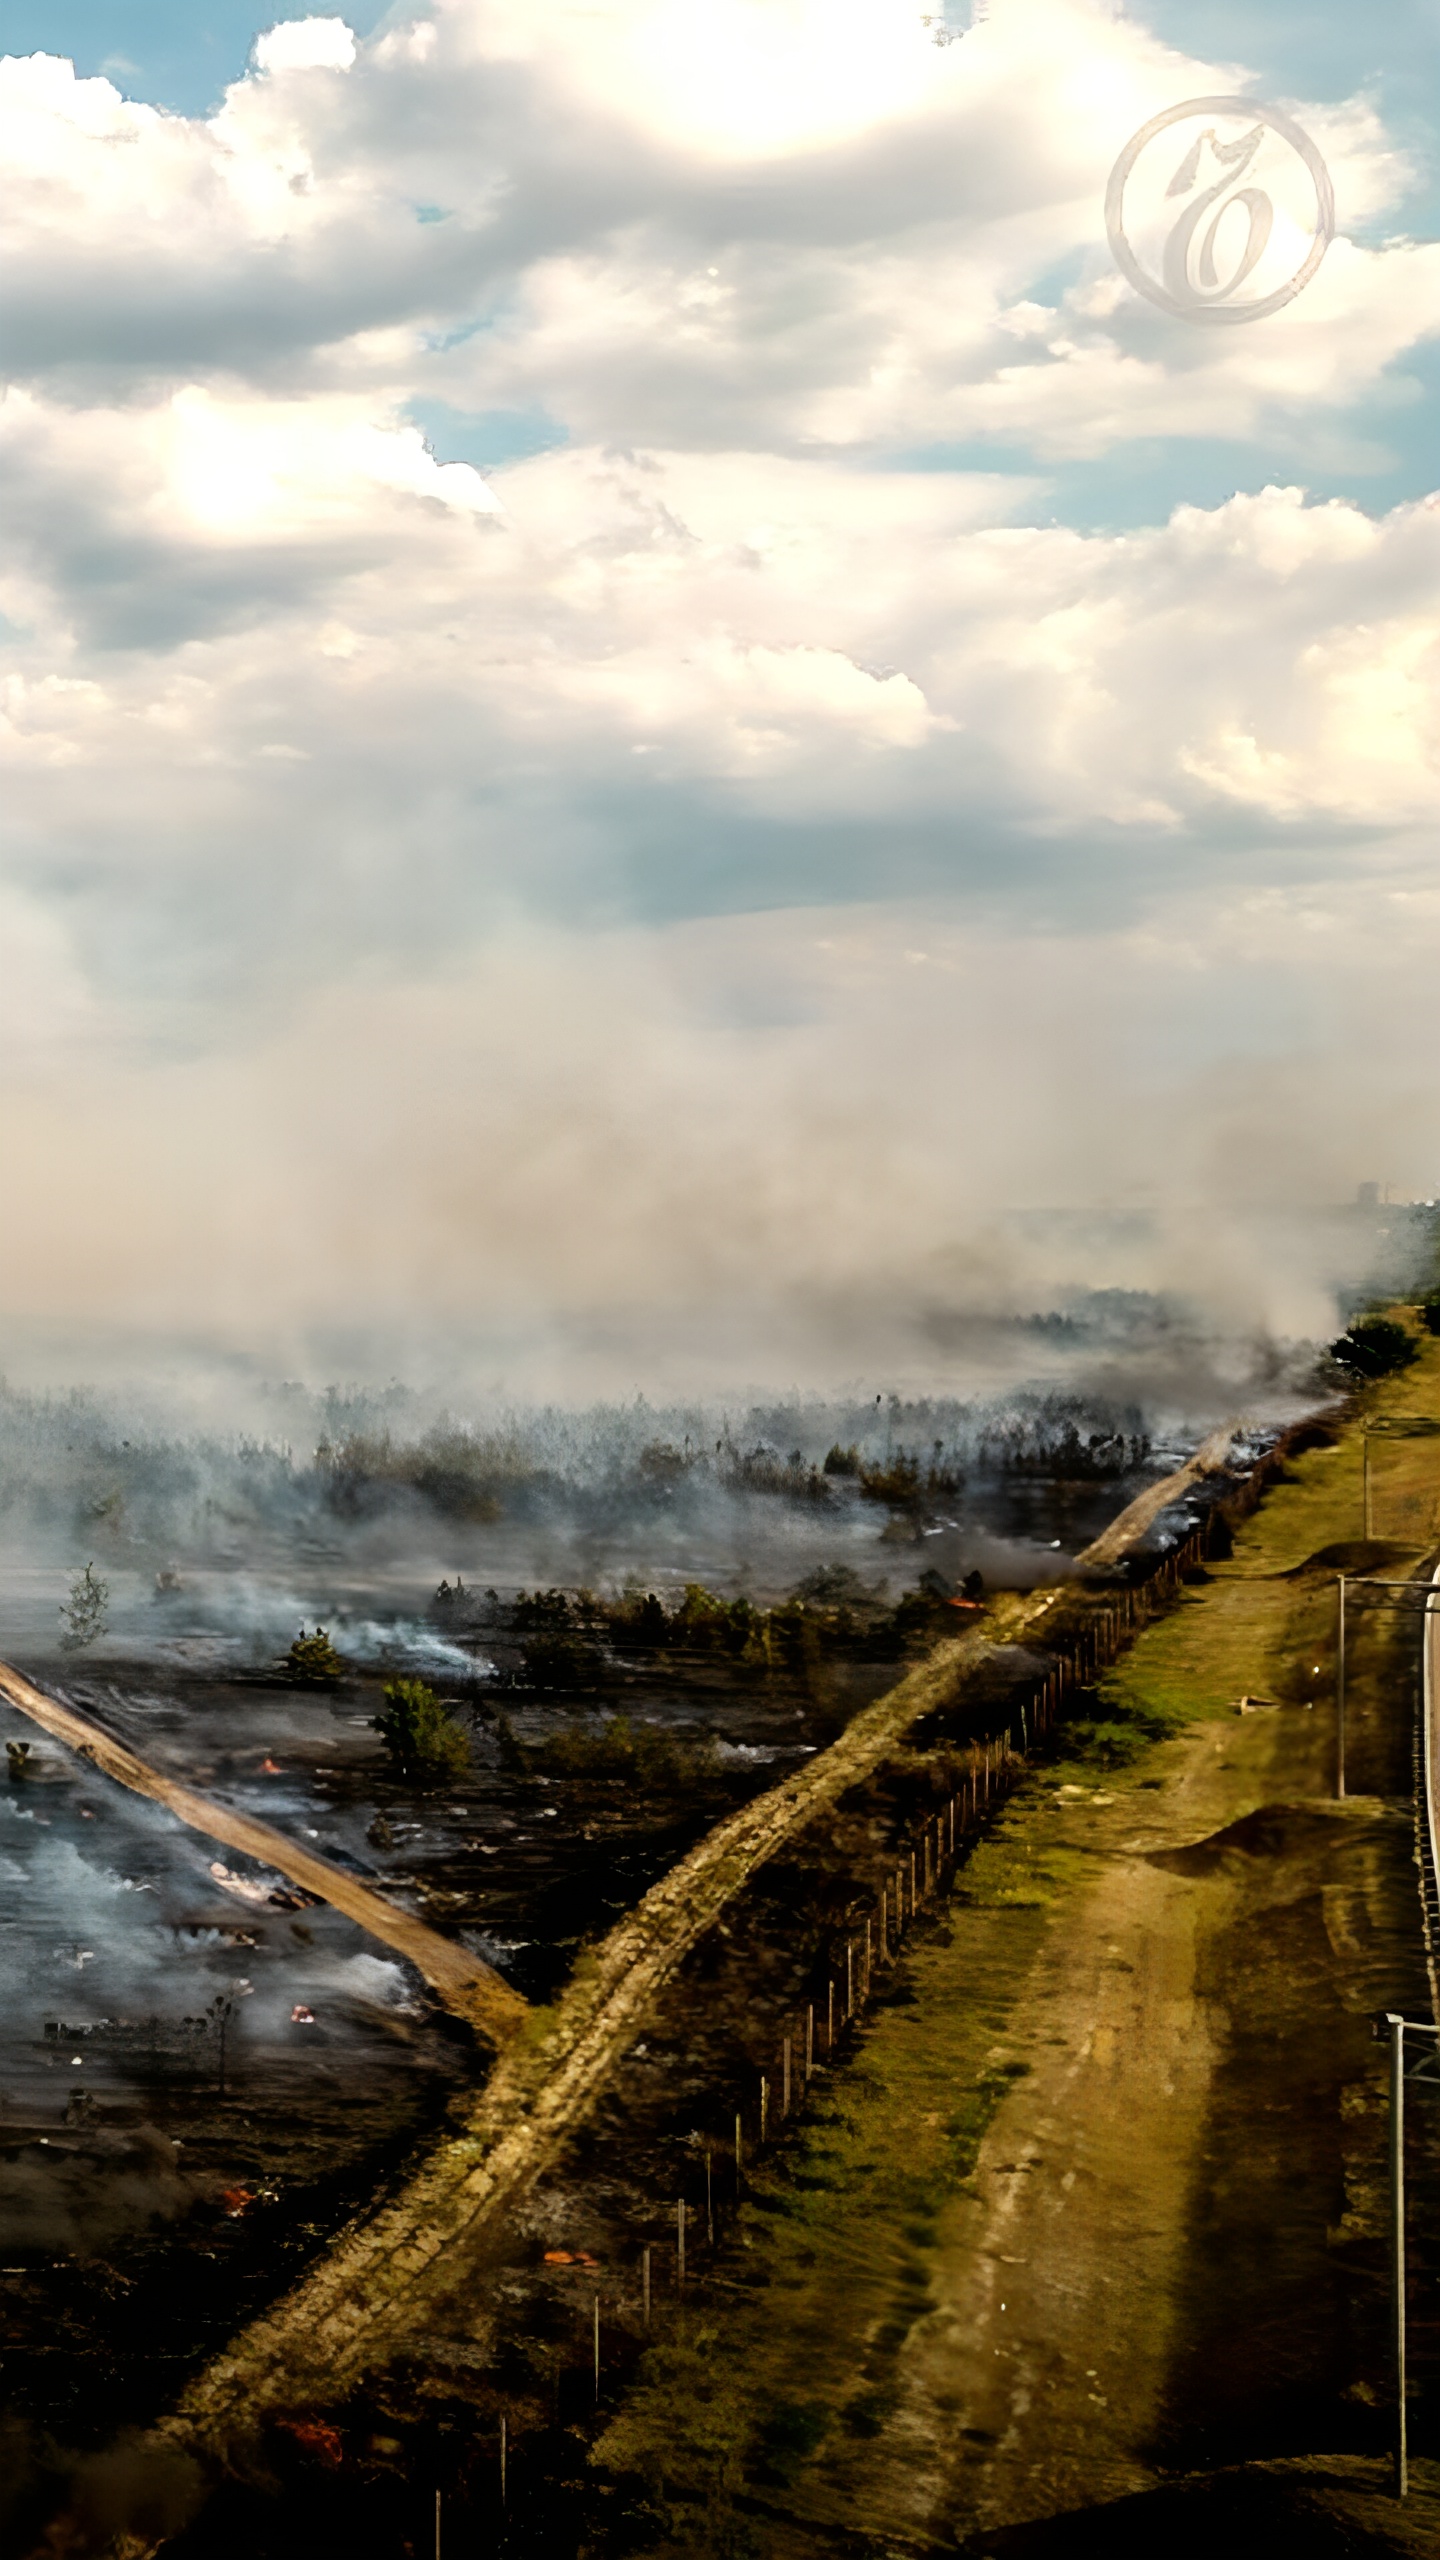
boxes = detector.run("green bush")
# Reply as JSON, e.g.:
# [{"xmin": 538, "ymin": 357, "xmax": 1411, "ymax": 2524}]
[
  {"xmin": 537, "ymin": 1714, "xmax": 717, "ymax": 1791},
  {"xmin": 1420, "ymin": 1293, "xmax": 1440, "ymax": 1338},
  {"xmin": 371, "ymin": 1678, "xmax": 469, "ymax": 1781},
  {"xmin": 1329, "ymin": 1315, "xmax": 1417, "ymax": 1381},
  {"xmin": 284, "ymin": 1625, "xmax": 345, "ymax": 1685}
]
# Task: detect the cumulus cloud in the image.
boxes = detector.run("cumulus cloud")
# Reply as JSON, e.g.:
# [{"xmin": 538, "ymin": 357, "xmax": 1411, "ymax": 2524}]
[
  {"xmin": 0, "ymin": 1, "xmax": 1436, "ymax": 1382},
  {"xmin": 252, "ymin": 17, "xmax": 359, "ymax": 78}
]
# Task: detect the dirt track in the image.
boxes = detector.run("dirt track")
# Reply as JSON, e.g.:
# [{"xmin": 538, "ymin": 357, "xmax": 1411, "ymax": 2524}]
[
  {"xmin": 137, "ymin": 1611, "xmax": 1015, "ymax": 2472},
  {"xmin": 0, "ymin": 1660, "xmax": 527, "ymax": 2049},
  {"xmin": 587, "ymin": 1350, "xmax": 1440, "ymax": 2558},
  {"xmin": 1075, "ymin": 1421, "xmax": 1237, "ymax": 1566},
  {"xmin": 2, "ymin": 1430, "xmax": 1248, "ymax": 2548}
]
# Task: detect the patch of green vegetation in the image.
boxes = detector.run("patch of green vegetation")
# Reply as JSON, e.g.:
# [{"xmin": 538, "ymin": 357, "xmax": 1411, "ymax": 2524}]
[
  {"xmin": 315, "ymin": 1423, "xmax": 517, "ymax": 1519},
  {"xmin": 509, "ymin": 1573, "xmax": 975, "ymax": 1689},
  {"xmin": 283, "ymin": 1625, "xmax": 345, "ymax": 1686},
  {"xmin": 592, "ymin": 1896, "xmax": 1046, "ymax": 2554},
  {"xmin": 532, "ymin": 1715, "xmax": 720, "ymax": 1791},
  {"xmin": 588, "ymin": 1330, "xmax": 1440, "ymax": 2556},
  {"xmin": 370, "ymin": 1677, "xmax": 468, "ymax": 1781}
]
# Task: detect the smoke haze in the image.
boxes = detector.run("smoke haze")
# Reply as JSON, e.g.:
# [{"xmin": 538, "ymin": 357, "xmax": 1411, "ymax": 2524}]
[{"xmin": 1, "ymin": 0, "xmax": 1437, "ymax": 1398}]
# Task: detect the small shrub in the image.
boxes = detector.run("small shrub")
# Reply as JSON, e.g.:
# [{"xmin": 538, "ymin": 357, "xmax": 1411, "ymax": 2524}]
[
  {"xmin": 284, "ymin": 1626, "xmax": 345, "ymax": 1685},
  {"xmin": 494, "ymin": 1710, "xmax": 527, "ymax": 1772},
  {"xmin": 59, "ymin": 1563, "xmax": 109, "ymax": 1651},
  {"xmin": 1329, "ymin": 1316, "xmax": 1417, "ymax": 1381},
  {"xmin": 372, "ymin": 1678, "xmax": 469, "ymax": 1782},
  {"xmin": 1420, "ymin": 1293, "xmax": 1440, "ymax": 1338},
  {"xmin": 521, "ymin": 1631, "xmax": 603, "ymax": 1690},
  {"xmin": 538, "ymin": 1715, "xmax": 718, "ymax": 1791}
]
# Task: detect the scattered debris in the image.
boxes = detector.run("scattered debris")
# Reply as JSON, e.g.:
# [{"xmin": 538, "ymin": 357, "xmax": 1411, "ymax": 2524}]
[
  {"xmin": 209, "ymin": 1862, "xmax": 271, "ymax": 1906},
  {"xmin": 291, "ymin": 2005, "xmax": 316, "ymax": 2026}
]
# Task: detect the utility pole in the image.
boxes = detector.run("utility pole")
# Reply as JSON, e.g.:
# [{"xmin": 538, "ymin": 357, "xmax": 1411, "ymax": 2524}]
[
  {"xmin": 1377, "ymin": 2015, "xmax": 1440, "ymax": 2500},
  {"xmin": 1389, "ymin": 2015, "xmax": 1406, "ymax": 2501}
]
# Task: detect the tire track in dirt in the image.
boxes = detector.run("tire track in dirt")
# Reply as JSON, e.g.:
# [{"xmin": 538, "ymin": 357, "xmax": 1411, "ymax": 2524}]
[{"xmin": 0, "ymin": 1661, "xmax": 527, "ymax": 2049}]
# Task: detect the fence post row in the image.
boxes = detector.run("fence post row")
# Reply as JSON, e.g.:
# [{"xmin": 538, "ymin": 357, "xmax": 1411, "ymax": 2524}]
[{"xmin": 498, "ymin": 1516, "xmax": 1215, "ymax": 2481}]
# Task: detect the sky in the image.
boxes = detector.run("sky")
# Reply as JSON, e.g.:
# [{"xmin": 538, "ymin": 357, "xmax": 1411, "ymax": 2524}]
[{"xmin": 1, "ymin": 1, "xmax": 1437, "ymax": 1397}]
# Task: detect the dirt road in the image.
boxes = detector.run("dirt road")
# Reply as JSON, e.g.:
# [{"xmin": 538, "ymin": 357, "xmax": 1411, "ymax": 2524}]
[
  {"xmin": 1075, "ymin": 1421, "xmax": 1238, "ymax": 1567},
  {"xmin": 591, "ymin": 1344, "xmax": 1440, "ymax": 2556},
  {"xmin": 0, "ymin": 1659, "xmax": 527, "ymax": 2048}
]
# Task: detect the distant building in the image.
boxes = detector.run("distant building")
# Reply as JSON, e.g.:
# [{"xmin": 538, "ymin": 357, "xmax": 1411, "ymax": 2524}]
[{"xmin": 1356, "ymin": 1182, "xmax": 1380, "ymax": 1209}]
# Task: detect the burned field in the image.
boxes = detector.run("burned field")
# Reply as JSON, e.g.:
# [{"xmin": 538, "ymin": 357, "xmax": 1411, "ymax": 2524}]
[
  {"xmin": 0, "ymin": 1378, "xmax": 1300, "ymax": 2549},
  {"xmin": 0, "ymin": 1566, "xmax": 1029, "ymax": 2449}
]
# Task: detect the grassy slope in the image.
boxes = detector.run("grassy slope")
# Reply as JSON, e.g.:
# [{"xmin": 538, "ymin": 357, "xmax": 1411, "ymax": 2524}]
[{"xmin": 592, "ymin": 1332, "xmax": 1440, "ymax": 2558}]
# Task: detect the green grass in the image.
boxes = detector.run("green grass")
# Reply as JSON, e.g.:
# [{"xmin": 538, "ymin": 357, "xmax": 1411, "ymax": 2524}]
[
  {"xmin": 587, "ymin": 1331, "xmax": 1440, "ymax": 2555},
  {"xmin": 593, "ymin": 1909, "xmax": 1048, "ymax": 2556}
]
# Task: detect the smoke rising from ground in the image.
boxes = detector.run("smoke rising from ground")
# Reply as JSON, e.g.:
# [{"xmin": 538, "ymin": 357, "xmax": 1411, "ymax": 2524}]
[
  {"xmin": 2, "ymin": 8, "xmax": 1437, "ymax": 1399},
  {"xmin": 5, "ymin": 890, "xmax": 1436, "ymax": 1404}
]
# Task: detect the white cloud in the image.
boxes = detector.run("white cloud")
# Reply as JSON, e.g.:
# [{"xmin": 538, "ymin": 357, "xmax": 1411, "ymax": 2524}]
[
  {"xmin": 1, "ymin": 2, "xmax": 1437, "ymax": 1372},
  {"xmin": 252, "ymin": 19, "xmax": 358, "ymax": 78}
]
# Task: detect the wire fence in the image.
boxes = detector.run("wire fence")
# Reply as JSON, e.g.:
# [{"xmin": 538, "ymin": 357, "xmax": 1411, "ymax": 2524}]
[{"xmin": 468, "ymin": 1512, "xmax": 1225, "ymax": 2521}]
